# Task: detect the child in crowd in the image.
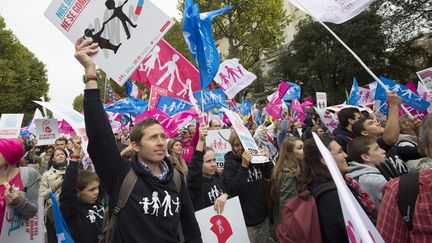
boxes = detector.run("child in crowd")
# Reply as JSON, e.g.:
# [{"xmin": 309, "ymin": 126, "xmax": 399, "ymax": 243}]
[
  {"xmin": 346, "ymin": 136, "xmax": 388, "ymax": 209},
  {"xmin": 60, "ymin": 154, "xmax": 104, "ymax": 243}
]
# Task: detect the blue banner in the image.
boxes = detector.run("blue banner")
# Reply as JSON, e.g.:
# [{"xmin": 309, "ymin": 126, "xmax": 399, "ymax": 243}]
[
  {"xmin": 104, "ymin": 97, "xmax": 148, "ymax": 116},
  {"xmin": 156, "ymin": 96, "xmax": 192, "ymax": 116},
  {"xmin": 49, "ymin": 192, "xmax": 75, "ymax": 243},
  {"xmin": 182, "ymin": 0, "xmax": 232, "ymax": 89},
  {"xmin": 348, "ymin": 77, "xmax": 360, "ymax": 106},
  {"xmin": 282, "ymin": 82, "xmax": 301, "ymax": 100},
  {"xmin": 240, "ymin": 98, "xmax": 252, "ymax": 116},
  {"xmin": 193, "ymin": 89, "xmax": 227, "ymax": 112},
  {"xmin": 375, "ymin": 76, "xmax": 430, "ymax": 112}
]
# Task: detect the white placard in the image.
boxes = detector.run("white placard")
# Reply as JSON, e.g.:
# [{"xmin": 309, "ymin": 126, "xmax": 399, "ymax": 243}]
[
  {"xmin": 34, "ymin": 119, "xmax": 59, "ymax": 146},
  {"xmin": 312, "ymin": 133, "xmax": 384, "ymax": 243},
  {"xmin": 0, "ymin": 114, "xmax": 24, "ymax": 138},
  {"xmin": 195, "ymin": 197, "xmax": 250, "ymax": 243},
  {"xmin": 1, "ymin": 197, "xmax": 44, "ymax": 243},
  {"xmin": 315, "ymin": 92, "xmax": 327, "ymax": 108},
  {"xmin": 221, "ymin": 108, "xmax": 268, "ymax": 163},
  {"xmin": 34, "ymin": 101, "xmax": 88, "ymax": 154},
  {"xmin": 417, "ymin": 67, "xmax": 432, "ymax": 90},
  {"xmin": 44, "ymin": 0, "xmax": 174, "ymax": 85},
  {"xmin": 206, "ymin": 129, "xmax": 232, "ymax": 167}
]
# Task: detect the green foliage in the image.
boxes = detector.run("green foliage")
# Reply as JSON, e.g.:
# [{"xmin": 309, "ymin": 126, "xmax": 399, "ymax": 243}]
[
  {"xmin": 72, "ymin": 93, "xmax": 84, "ymax": 112},
  {"xmin": 271, "ymin": 11, "xmax": 387, "ymax": 105},
  {"xmin": 164, "ymin": 21, "xmax": 194, "ymax": 64},
  {"xmin": 0, "ymin": 17, "xmax": 49, "ymax": 124}
]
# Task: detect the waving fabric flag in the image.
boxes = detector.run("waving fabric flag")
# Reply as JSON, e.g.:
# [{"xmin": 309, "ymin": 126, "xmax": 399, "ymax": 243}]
[
  {"xmin": 182, "ymin": 0, "xmax": 232, "ymax": 89},
  {"xmin": 125, "ymin": 80, "xmax": 143, "ymax": 98},
  {"xmin": 105, "ymin": 79, "xmax": 121, "ymax": 103},
  {"xmin": 193, "ymin": 89, "xmax": 227, "ymax": 112},
  {"xmin": 375, "ymin": 76, "xmax": 430, "ymax": 113},
  {"xmin": 104, "ymin": 97, "xmax": 148, "ymax": 116},
  {"xmin": 156, "ymin": 96, "xmax": 193, "ymax": 116},
  {"xmin": 282, "ymin": 82, "xmax": 301, "ymax": 100},
  {"xmin": 135, "ymin": 109, "xmax": 198, "ymax": 138},
  {"xmin": 49, "ymin": 192, "xmax": 75, "ymax": 243},
  {"xmin": 130, "ymin": 39, "xmax": 201, "ymax": 100},
  {"xmin": 348, "ymin": 77, "xmax": 360, "ymax": 106},
  {"xmin": 289, "ymin": 0, "xmax": 375, "ymax": 24},
  {"xmin": 213, "ymin": 58, "xmax": 257, "ymax": 99}
]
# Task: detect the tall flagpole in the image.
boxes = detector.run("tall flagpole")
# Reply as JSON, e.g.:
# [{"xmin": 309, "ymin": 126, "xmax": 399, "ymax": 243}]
[
  {"xmin": 290, "ymin": 0, "xmax": 412, "ymax": 118},
  {"xmin": 104, "ymin": 75, "xmax": 107, "ymax": 104}
]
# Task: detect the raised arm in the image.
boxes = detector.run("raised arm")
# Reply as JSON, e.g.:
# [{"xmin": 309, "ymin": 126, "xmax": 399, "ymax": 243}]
[
  {"xmin": 60, "ymin": 159, "xmax": 80, "ymax": 220},
  {"xmin": 383, "ymin": 92, "xmax": 401, "ymax": 145},
  {"xmin": 75, "ymin": 37, "xmax": 123, "ymax": 194}
]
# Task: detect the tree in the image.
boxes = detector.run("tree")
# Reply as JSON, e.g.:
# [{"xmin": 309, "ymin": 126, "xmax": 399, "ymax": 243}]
[
  {"xmin": 377, "ymin": 0, "xmax": 431, "ymax": 45},
  {"xmin": 72, "ymin": 94, "xmax": 84, "ymax": 112},
  {"xmin": 271, "ymin": 11, "xmax": 387, "ymax": 105},
  {"xmin": 0, "ymin": 17, "xmax": 49, "ymax": 124}
]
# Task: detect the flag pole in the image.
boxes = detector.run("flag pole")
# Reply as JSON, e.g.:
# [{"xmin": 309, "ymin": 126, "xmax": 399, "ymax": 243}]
[
  {"xmin": 104, "ymin": 75, "xmax": 108, "ymax": 104},
  {"xmin": 292, "ymin": 1, "xmax": 412, "ymax": 118}
]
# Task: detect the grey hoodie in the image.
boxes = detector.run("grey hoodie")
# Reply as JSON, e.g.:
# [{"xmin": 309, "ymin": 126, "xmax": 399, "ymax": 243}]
[{"xmin": 347, "ymin": 161, "xmax": 387, "ymax": 209}]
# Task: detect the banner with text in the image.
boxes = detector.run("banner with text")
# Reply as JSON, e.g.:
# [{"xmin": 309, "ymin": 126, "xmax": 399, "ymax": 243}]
[
  {"xmin": 206, "ymin": 129, "xmax": 232, "ymax": 167},
  {"xmin": 34, "ymin": 119, "xmax": 59, "ymax": 146},
  {"xmin": 0, "ymin": 114, "xmax": 24, "ymax": 138}
]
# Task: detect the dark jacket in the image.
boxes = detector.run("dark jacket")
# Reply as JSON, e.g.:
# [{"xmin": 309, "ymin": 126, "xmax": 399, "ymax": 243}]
[
  {"xmin": 221, "ymin": 151, "xmax": 273, "ymax": 226},
  {"xmin": 187, "ymin": 150, "xmax": 224, "ymax": 211},
  {"xmin": 332, "ymin": 125, "xmax": 354, "ymax": 153},
  {"xmin": 309, "ymin": 180, "xmax": 348, "ymax": 243},
  {"xmin": 84, "ymin": 89, "xmax": 201, "ymax": 243},
  {"xmin": 60, "ymin": 161, "xmax": 103, "ymax": 243}
]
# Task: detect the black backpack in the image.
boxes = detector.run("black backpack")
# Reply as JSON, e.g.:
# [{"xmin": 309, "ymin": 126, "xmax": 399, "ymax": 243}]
[{"xmin": 397, "ymin": 172, "xmax": 419, "ymax": 231}]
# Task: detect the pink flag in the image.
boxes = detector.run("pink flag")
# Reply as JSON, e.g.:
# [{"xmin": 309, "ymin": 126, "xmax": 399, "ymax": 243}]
[
  {"xmin": 301, "ymin": 96, "xmax": 314, "ymax": 109},
  {"xmin": 130, "ymin": 39, "xmax": 201, "ymax": 100},
  {"xmin": 265, "ymin": 93, "xmax": 283, "ymax": 120},
  {"xmin": 135, "ymin": 109, "xmax": 198, "ymax": 138},
  {"xmin": 277, "ymin": 82, "xmax": 291, "ymax": 99},
  {"xmin": 58, "ymin": 119, "xmax": 75, "ymax": 136}
]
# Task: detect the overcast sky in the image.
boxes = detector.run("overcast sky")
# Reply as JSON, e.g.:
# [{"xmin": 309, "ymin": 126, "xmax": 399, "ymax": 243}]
[{"xmin": 0, "ymin": 0, "xmax": 181, "ymax": 106}]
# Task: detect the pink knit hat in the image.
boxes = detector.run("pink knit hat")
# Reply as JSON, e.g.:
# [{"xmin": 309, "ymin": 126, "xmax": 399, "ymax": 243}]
[{"xmin": 0, "ymin": 138, "xmax": 25, "ymax": 165}]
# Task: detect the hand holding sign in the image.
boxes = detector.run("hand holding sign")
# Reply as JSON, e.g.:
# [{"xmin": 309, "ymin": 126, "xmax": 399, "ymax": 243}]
[
  {"xmin": 241, "ymin": 150, "xmax": 253, "ymax": 168},
  {"xmin": 4, "ymin": 182, "xmax": 23, "ymax": 205}
]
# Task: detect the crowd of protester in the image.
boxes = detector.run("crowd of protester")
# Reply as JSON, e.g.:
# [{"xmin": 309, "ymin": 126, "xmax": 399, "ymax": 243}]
[{"xmin": 0, "ymin": 38, "xmax": 431, "ymax": 243}]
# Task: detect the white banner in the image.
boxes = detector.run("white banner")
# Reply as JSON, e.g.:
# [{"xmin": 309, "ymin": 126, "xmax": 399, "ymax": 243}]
[
  {"xmin": 28, "ymin": 109, "xmax": 44, "ymax": 136},
  {"xmin": 312, "ymin": 133, "xmax": 384, "ymax": 243},
  {"xmin": 314, "ymin": 108, "xmax": 338, "ymax": 133},
  {"xmin": 221, "ymin": 108, "xmax": 268, "ymax": 163},
  {"xmin": 195, "ymin": 197, "xmax": 250, "ymax": 243},
  {"xmin": 34, "ymin": 119, "xmax": 59, "ymax": 146},
  {"xmin": 417, "ymin": 67, "xmax": 432, "ymax": 90},
  {"xmin": 214, "ymin": 58, "xmax": 256, "ymax": 99},
  {"xmin": 358, "ymin": 87, "xmax": 374, "ymax": 107},
  {"xmin": 34, "ymin": 101, "xmax": 88, "ymax": 154},
  {"xmin": 1, "ymin": 197, "xmax": 44, "ymax": 243},
  {"xmin": 206, "ymin": 129, "xmax": 232, "ymax": 167},
  {"xmin": 0, "ymin": 114, "xmax": 24, "ymax": 138},
  {"xmin": 315, "ymin": 92, "xmax": 327, "ymax": 108},
  {"xmin": 289, "ymin": 0, "xmax": 375, "ymax": 24},
  {"xmin": 44, "ymin": 0, "xmax": 173, "ymax": 86}
]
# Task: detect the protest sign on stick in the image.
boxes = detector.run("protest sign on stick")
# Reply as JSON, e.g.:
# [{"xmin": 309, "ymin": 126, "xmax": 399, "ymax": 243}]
[
  {"xmin": 35, "ymin": 101, "xmax": 88, "ymax": 154},
  {"xmin": 315, "ymin": 92, "xmax": 327, "ymax": 108},
  {"xmin": 221, "ymin": 108, "xmax": 268, "ymax": 164},
  {"xmin": 0, "ymin": 114, "xmax": 24, "ymax": 138},
  {"xmin": 417, "ymin": 67, "xmax": 432, "ymax": 90},
  {"xmin": 206, "ymin": 129, "xmax": 232, "ymax": 167},
  {"xmin": 45, "ymin": 0, "xmax": 173, "ymax": 85},
  {"xmin": 195, "ymin": 197, "xmax": 250, "ymax": 243},
  {"xmin": 34, "ymin": 119, "xmax": 59, "ymax": 146}
]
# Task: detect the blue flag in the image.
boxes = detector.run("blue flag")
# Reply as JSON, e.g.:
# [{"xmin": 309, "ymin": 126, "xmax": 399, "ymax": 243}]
[
  {"xmin": 282, "ymin": 82, "xmax": 301, "ymax": 100},
  {"xmin": 240, "ymin": 98, "xmax": 252, "ymax": 116},
  {"xmin": 49, "ymin": 192, "xmax": 75, "ymax": 243},
  {"xmin": 348, "ymin": 77, "xmax": 360, "ymax": 106},
  {"xmin": 156, "ymin": 96, "xmax": 193, "ymax": 116},
  {"xmin": 104, "ymin": 97, "xmax": 148, "ymax": 116},
  {"xmin": 375, "ymin": 76, "xmax": 430, "ymax": 113},
  {"xmin": 193, "ymin": 89, "xmax": 227, "ymax": 112},
  {"xmin": 182, "ymin": 0, "xmax": 232, "ymax": 89}
]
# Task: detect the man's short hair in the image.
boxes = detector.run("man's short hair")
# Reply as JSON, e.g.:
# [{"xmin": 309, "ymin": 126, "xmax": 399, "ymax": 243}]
[
  {"xmin": 55, "ymin": 137, "xmax": 68, "ymax": 144},
  {"xmin": 352, "ymin": 117, "xmax": 369, "ymax": 138},
  {"xmin": 338, "ymin": 107, "xmax": 360, "ymax": 128},
  {"xmin": 209, "ymin": 118, "xmax": 221, "ymax": 128},
  {"xmin": 130, "ymin": 118, "xmax": 160, "ymax": 145},
  {"xmin": 347, "ymin": 136, "xmax": 376, "ymax": 163}
]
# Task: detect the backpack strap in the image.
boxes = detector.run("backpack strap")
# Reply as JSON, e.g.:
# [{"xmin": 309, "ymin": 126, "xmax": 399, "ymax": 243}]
[
  {"xmin": 99, "ymin": 168, "xmax": 138, "ymax": 243},
  {"xmin": 173, "ymin": 169, "xmax": 185, "ymax": 243},
  {"xmin": 19, "ymin": 167, "xmax": 29, "ymax": 191},
  {"xmin": 397, "ymin": 172, "xmax": 419, "ymax": 231},
  {"xmin": 310, "ymin": 182, "xmax": 336, "ymax": 199}
]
